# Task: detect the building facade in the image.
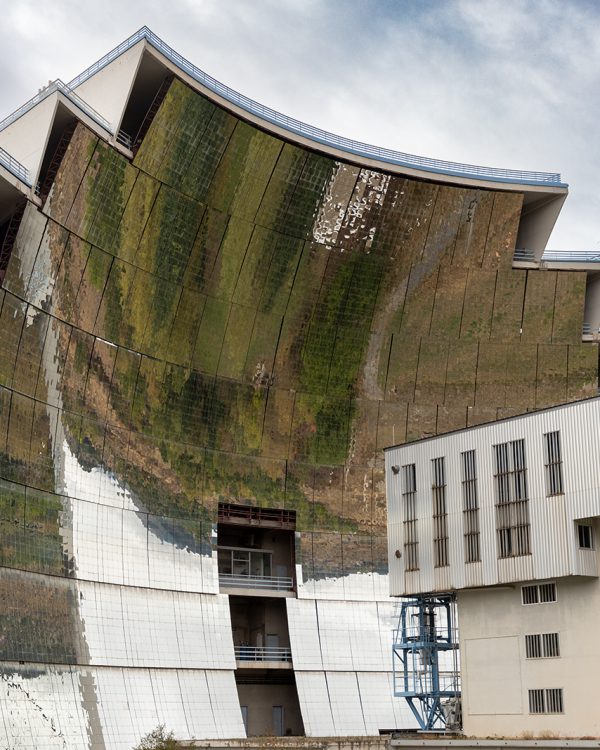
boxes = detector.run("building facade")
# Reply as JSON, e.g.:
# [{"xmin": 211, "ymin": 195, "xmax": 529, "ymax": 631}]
[
  {"xmin": 386, "ymin": 397, "xmax": 600, "ymax": 737},
  {"xmin": 0, "ymin": 26, "xmax": 595, "ymax": 750}
]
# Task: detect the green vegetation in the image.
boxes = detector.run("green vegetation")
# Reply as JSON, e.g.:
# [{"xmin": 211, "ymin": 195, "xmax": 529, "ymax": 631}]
[
  {"xmin": 36, "ymin": 71, "xmax": 598, "ymax": 553},
  {"xmin": 133, "ymin": 725, "xmax": 183, "ymax": 750}
]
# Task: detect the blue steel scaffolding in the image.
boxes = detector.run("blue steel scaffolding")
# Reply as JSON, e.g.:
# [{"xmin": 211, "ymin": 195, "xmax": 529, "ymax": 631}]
[{"xmin": 392, "ymin": 594, "xmax": 461, "ymax": 731}]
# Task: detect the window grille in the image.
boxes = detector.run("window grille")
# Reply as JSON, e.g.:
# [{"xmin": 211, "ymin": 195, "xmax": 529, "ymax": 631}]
[
  {"xmin": 546, "ymin": 688, "xmax": 564, "ymax": 713},
  {"xmin": 543, "ymin": 431, "xmax": 564, "ymax": 495},
  {"xmin": 522, "ymin": 585, "xmax": 538, "ymax": 604},
  {"xmin": 522, "ymin": 582, "xmax": 556, "ymax": 605},
  {"xmin": 526, "ymin": 633, "xmax": 560, "ymax": 658},
  {"xmin": 402, "ymin": 464, "xmax": 419, "ymax": 571},
  {"xmin": 577, "ymin": 523, "xmax": 593, "ymax": 549},
  {"xmin": 529, "ymin": 688, "xmax": 564, "ymax": 714},
  {"xmin": 542, "ymin": 632, "xmax": 560, "ymax": 657},
  {"xmin": 539, "ymin": 582, "xmax": 557, "ymax": 603},
  {"xmin": 494, "ymin": 439, "xmax": 530, "ymax": 558},
  {"xmin": 461, "ymin": 449, "xmax": 480, "ymax": 563},
  {"xmin": 528, "ymin": 689, "xmax": 545, "ymax": 714},
  {"xmin": 431, "ymin": 457, "xmax": 448, "ymax": 567},
  {"xmin": 525, "ymin": 634, "xmax": 541, "ymax": 659}
]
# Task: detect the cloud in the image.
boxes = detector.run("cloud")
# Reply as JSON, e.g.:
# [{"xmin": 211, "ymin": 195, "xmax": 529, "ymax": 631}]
[{"xmin": 1, "ymin": 0, "xmax": 598, "ymax": 249}]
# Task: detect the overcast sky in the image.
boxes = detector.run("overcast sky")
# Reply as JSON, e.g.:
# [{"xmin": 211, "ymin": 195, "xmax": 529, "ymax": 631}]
[{"xmin": 1, "ymin": 0, "xmax": 598, "ymax": 250}]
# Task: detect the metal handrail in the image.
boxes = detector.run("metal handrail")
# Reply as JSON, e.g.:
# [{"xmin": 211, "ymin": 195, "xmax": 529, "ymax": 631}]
[
  {"xmin": 138, "ymin": 28, "xmax": 564, "ymax": 186},
  {"xmin": 0, "ymin": 26, "xmax": 565, "ymax": 187},
  {"xmin": 513, "ymin": 247, "xmax": 535, "ymax": 262},
  {"xmin": 542, "ymin": 250, "xmax": 600, "ymax": 263},
  {"xmin": 219, "ymin": 572, "xmax": 293, "ymax": 590},
  {"xmin": 116, "ymin": 129, "xmax": 132, "ymax": 149},
  {"xmin": 235, "ymin": 645, "xmax": 292, "ymax": 662},
  {"xmin": 0, "ymin": 146, "xmax": 31, "ymax": 186},
  {"xmin": 0, "ymin": 80, "xmax": 111, "ymax": 134}
]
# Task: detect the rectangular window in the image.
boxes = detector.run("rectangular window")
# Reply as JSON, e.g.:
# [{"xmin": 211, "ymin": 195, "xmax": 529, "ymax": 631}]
[
  {"xmin": 461, "ymin": 450, "xmax": 480, "ymax": 563},
  {"xmin": 529, "ymin": 689, "xmax": 545, "ymax": 714},
  {"xmin": 522, "ymin": 584, "xmax": 539, "ymax": 604},
  {"xmin": 432, "ymin": 457, "xmax": 449, "ymax": 567},
  {"xmin": 494, "ymin": 439, "xmax": 531, "ymax": 558},
  {"xmin": 578, "ymin": 523, "xmax": 593, "ymax": 549},
  {"xmin": 542, "ymin": 632, "xmax": 560, "ymax": 657},
  {"xmin": 539, "ymin": 582, "xmax": 557, "ymax": 603},
  {"xmin": 529, "ymin": 688, "xmax": 564, "ymax": 714},
  {"xmin": 525, "ymin": 633, "xmax": 560, "ymax": 658},
  {"xmin": 522, "ymin": 582, "xmax": 557, "ymax": 605},
  {"xmin": 546, "ymin": 688, "xmax": 564, "ymax": 713},
  {"xmin": 544, "ymin": 431, "xmax": 564, "ymax": 496},
  {"xmin": 525, "ymin": 634, "xmax": 541, "ymax": 659},
  {"xmin": 402, "ymin": 464, "xmax": 419, "ymax": 571}
]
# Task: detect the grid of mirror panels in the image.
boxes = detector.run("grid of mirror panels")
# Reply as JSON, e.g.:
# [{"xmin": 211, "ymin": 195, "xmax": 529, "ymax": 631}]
[
  {"xmin": 0, "ymin": 663, "xmax": 243, "ymax": 748},
  {"xmin": 295, "ymin": 670, "xmax": 411, "ymax": 735},
  {"xmin": 0, "ymin": 72, "xmax": 596, "ymax": 746}
]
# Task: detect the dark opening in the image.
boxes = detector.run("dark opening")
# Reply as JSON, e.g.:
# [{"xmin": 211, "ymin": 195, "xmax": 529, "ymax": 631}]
[
  {"xmin": 0, "ymin": 198, "xmax": 27, "ymax": 284},
  {"xmin": 36, "ymin": 102, "xmax": 78, "ymax": 204},
  {"xmin": 119, "ymin": 51, "xmax": 173, "ymax": 150},
  {"xmin": 217, "ymin": 502, "xmax": 296, "ymax": 592}
]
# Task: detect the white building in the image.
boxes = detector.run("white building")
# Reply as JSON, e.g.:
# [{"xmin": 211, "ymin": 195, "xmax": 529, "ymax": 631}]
[{"xmin": 385, "ymin": 396, "xmax": 600, "ymax": 738}]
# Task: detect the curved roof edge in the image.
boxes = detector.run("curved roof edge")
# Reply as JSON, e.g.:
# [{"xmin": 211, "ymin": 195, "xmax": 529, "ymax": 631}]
[{"xmin": 1, "ymin": 26, "xmax": 566, "ymax": 190}]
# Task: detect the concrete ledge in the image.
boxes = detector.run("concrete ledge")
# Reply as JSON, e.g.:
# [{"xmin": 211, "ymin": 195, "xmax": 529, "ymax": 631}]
[
  {"xmin": 391, "ymin": 740, "xmax": 600, "ymax": 749},
  {"xmin": 186, "ymin": 738, "xmax": 600, "ymax": 750},
  {"xmin": 220, "ymin": 585, "xmax": 295, "ymax": 598},
  {"xmin": 235, "ymin": 659, "xmax": 293, "ymax": 670},
  {"xmin": 188, "ymin": 737, "xmax": 389, "ymax": 750}
]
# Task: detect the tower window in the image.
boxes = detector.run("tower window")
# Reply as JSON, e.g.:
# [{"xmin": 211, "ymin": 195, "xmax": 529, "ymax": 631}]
[
  {"xmin": 539, "ymin": 583, "xmax": 557, "ymax": 603},
  {"xmin": 493, "ymin": 439, "xmax": 530, "ymax": 558},
  {"xmin": 543, "ymin": 431, "xmax": 564, "ymax": 496},
  {"xmin": 525, "ymin": 632, "xmax": 560, "ymax": 658},
  {"xmin": 529, "ymin": 688, "xmax": 564, "ymax": 714},
  {"xmin": 578, "ymin": 523, "xmax": 593, "ymax": 549},
  {"xmin": 522, "ymin": 582, "xmax": 556, "ymax": 605},
  {"xmin": 431, "ymin": 457, "xmax": 448, "ymax": 568},
  {"xmin": 461, "ymin": 449, "xmax": 480, "ymax": 563},
  {"xmin": 402, "ymin": 464, "xmax": 419, "ymax": 571}
]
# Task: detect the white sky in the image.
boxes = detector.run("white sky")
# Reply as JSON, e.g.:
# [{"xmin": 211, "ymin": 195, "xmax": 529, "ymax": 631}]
[{"xmin": 1, "ymin": 0, "xmax": 598, "ymax": 250}]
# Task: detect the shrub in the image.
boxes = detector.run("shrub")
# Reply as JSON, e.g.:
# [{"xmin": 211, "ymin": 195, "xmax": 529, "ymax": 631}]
[{"xmin": 133, "ymin": 725, "xmax": 183, "ymax": 750}]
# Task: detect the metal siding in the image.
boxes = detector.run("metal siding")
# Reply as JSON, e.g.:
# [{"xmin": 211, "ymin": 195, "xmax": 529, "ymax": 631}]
[
  {"xmin": 386, "ymin": 398, "xmax": 600, "ymax": 595},
  {"xmin": 534, "ymin": 495, "xmax": 569, "ymax": 579},
  {"xmin": 575, "ymin": 547, "xmax": 598, "ymax": 576}
]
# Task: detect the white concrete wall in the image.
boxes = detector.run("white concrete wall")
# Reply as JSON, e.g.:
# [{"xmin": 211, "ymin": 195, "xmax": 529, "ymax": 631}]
[
  {"xmin": 72, "ymin": 42, "xmax": 144, "ymax": 133},
  {"xmin": 459, "ymin": 571, "xmax": 600, "ymax": 738},
  {"xmin": 0, "ymin": 95, "xmax": 57, "ymax": 181}
]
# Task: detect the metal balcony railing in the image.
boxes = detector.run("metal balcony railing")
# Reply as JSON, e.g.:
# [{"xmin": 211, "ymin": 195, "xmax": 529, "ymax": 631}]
[
  {"xmin": 218, "ymin": 503, "xmax": 296, "ymax": 528},
  {"xmin": 0, "ymin": 81, "xmax": 111, "ymax": 135},
  {"xmin": 515, "ymin": 249, "xmax": 600, "ymax": 267},
  {"xmin": 235, "ymin": 646, "xmax": 292, "ymax": 662},
  {"xmin": 542, "ymin": 250, "xmax": 600, "ymax": 263},
  {"xmin": 0, "ymin": 26, "xmax": 565, "ymax": 187},
  {"xmin": 513, "ymin": 248, "xmax": 535, "ymax": 262},
  {"xmin": 0, "ymin": 146, "xmax": 31, "ymax": 186},
  {"xmin": 219, "ymin": 572, "xmax": 294, "ymax": 591},
  {"xmin": 116, "ymin": 130, "xmax": 132, "ymax": 149}
]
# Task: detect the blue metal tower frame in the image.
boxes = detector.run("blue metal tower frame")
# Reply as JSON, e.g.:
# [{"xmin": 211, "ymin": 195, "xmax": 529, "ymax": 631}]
[{"xmin": 392, "ymin": 593, "xmax": 460, "ymax": 731}]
